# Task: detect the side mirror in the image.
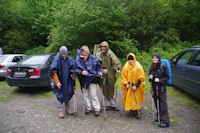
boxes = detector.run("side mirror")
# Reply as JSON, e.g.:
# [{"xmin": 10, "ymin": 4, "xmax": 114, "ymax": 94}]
[{"xmin": 171, "ymin": 58, "xmax": 177, "ymax": 64}]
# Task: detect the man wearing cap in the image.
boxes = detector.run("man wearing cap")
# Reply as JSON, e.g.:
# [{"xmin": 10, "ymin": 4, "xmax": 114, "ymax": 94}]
[
  {"xmin": 50, "ymin": 46, "xmax": 75, "ymax": 118},
  {"xmin": 149, "ymin": 53, "xmax": 170, "ymax": 128},
  {"xmin": 121, "ymin": 53, "xmax": 145, "ymax": 119},
  {"xmin": 94, "ymin": 41, "xmax": 121, "ymax": 111}
]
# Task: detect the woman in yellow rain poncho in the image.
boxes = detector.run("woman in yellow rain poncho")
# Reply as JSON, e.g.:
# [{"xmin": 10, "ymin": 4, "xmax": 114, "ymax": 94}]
[{"xmin": 121, "ymin": 53, "xmax": 145, "ymax": 119}]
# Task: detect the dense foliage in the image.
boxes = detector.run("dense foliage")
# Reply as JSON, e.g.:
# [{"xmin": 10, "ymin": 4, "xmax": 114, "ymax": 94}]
[{"xmin": 0, "ymin": 0, "xmax": 199, "ymax": 61}]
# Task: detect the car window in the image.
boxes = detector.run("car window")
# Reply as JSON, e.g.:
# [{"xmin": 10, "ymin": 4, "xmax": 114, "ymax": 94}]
[
  {"xmin": 19, "ymin": 55, "xmax": 49, "ymax": 65},
  {"xmin": 22, "ymin": 56, "xmax": 26, "ymax": 59},
  {"xmin": 12, "ymin": 56, "xmax": 23, "ymax": 62},
  {"xmin": 191, "ymin": 51, "xmax": 200, "ymax": 66},
  {"xmin": 177, "ymin": 51, "xmax": 193, "ymax": 65},
  {"xmin": 170, "ymin": 52, "xmax": 183, "ymax": 63},
  {"xmin": 0, "ymin": 56, "xmax": 8, "ymax": 62},
  {"xmin": 48, "ymin": 55, "xmax": 55, "ymax": 65}
]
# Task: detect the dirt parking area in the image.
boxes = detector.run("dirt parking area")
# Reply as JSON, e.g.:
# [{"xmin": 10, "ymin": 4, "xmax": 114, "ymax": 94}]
[{"xmin": 0, "ymin": 80, "xmax": 200, "ymax": 133}]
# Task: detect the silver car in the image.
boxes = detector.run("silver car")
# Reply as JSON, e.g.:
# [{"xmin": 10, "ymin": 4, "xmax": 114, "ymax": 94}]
[{"xmin": 0, "ymin": 54, "xmax": 25, "ymax": 78}]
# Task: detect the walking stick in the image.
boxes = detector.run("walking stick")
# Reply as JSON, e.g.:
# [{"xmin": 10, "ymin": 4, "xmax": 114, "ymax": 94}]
[
  {"xmin": 123, "ymin": 82, "xmax": 130, "ymax": 106},
  {"xmin": 120, "ymin": 82, "xmax": 130, "ymax": 117},
  {"xmin": 82, "ymin": 77, "xmax": 86, "ymax": 117},
  {"xmin": 131, "ymin": 83, "xmax": 140, "ymax": 118},
  {"xmin": 156, "ymin": 84, "xmax": 160, "ymax": 124},
  {"xmin": 151, "ymin": 85, "xmax": 155, "ymax": 124},
  {"xmin": 114, "ymin": 68, "xmax": 120, "ymax": 110},
  {"xmin": 73, "ymin": 75, "xmax": 78, "ymax": 117},
  {"xmin": 100, "ymin": 76, "xmax": 107, "ymax": 118}
]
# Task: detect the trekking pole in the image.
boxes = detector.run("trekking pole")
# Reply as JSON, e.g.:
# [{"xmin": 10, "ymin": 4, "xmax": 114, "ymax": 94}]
[
  {"xmin": 123, "ymin": 82, "xmax": 130, "ymax": 106},
  {"xmin": 120, "ymin": 81, "xmax": 130, "ymax": 117},
  {"xmin": 100, "ymin": 75, "xmax": 107, "ymax": 118},
  {"xmin": 132, "ymin": 83, "xmax": 140, "ymax": 118},
  {"xmin": 115, "ymin": 68, "xmax": 120, "ymax": 110},
  {"xmin": 151, "ymin": 85, "xmax": 155, "ymax": 124},
  {"xmin": 156, "ymin": 83, "xmax": 160, "ymax": 124},
  {"xmin": 73, "ymin": 74, "xmax": 78, "ymax": 117},
  {"xmin": 82, "ymin": 76, "xmax": 86, "ymax": 117}
]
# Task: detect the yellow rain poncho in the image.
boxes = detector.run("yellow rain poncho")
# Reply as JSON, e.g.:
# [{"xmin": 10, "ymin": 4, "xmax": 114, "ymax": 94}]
[{"xmin": 121, "ymin": 53, "xmax": 145, "ymax": 111}]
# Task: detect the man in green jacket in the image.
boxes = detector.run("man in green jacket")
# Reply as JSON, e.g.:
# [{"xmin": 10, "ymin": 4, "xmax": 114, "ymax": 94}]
[{"xmin": 94, "ymin": 41, "xmax": 121, "ymax": 111}]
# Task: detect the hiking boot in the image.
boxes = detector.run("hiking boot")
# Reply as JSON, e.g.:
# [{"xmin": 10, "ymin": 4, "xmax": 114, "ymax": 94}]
[
  {"xmin": 154, "ymin": 119, "xmax": 158, "ymax": 122},
  {"xmin": 58, "ymin": 101, "xmax": 64, "ymax": 118},
  {"xmin": 94, "ymin": 111, "xmax": 100, "ymax": 117},
  {"xmin": 126, "ymin": 111, "xmax": 134, "ymax": 117},
  {"xmin": 105, "ymin": 106, "xmax": 111, "ymax": 111},
  {"xmin": 135, "ymin": 114, "xmax": 141, "ymax": 119},
  {"xmin": 159, "ymin": 122, "xmax": 170, "ymax": 128},
  {"xmin": 66, "ymin": 110, "xmax": 73, "ymax": 115},
  {"xmin": 111, "ymin": 106, "xmax": 119, "ymax": 111},
  {"xmin": 85, "ymin": 109, "xmax": 92, "ymax": 114},
  {"xmin": 135, "ymin": 111, "xmax": 141, "ymax": 119},
  {"xmin": 58, "ymin": 112, "xmax": 64, "ymax": 118}
]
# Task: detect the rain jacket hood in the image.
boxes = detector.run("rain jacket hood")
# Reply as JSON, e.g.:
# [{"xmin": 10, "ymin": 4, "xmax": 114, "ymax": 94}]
[
  {"xmin": 127, "ymin": 53, "xmax": 136, "ymax": 66},
  {"xmin": 100, "ymin": 41, "xmax": 109, "ymax": 53}
]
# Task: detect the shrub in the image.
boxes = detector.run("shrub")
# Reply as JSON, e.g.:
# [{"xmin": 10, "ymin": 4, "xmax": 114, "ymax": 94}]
[{"xmin": 25, "ymin": 45, "xmax": 46, "ymax": 55}]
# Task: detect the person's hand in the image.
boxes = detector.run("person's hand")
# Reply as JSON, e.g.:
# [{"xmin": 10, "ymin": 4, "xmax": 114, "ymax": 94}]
[
  {"xmin": 149, "ymin": 74, "xmax": 153, "ymax": 79},
  {"xmin": 98, "ymin": 72, "xmax": 103, "ymax": 77},
  {"xmin": 155, "ymin": 78, "xmax": 159, "ymax": 82},
  {"xmin": 56, "ymin": 82, "xmax": 61, "ymax": 89},
  {"xmin": 132, "ymin": 85, "xmax": 136, "ymax": 91},
  {"xmin": 116, "ymin": 69, "xmax": 120, "ymax": 74},
  {"xmin": 82, "ymin": 70, "xmax": 88, "ymax": 76},
  {"xmin": 71, "ymin": 74, "xmax": 76, "ymax": 80},
  {"xmin": 103, "ymin": 69, "xmax": 108, "ymax": 74},
  {"xmin": 126, "ymin": 83, "xmax": 130, "ymax": 89}
]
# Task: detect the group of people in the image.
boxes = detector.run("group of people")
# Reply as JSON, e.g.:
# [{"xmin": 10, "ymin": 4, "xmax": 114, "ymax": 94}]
[{"xmin": 49, "ymin": 41, "xmax": 170, "ymax": 128}]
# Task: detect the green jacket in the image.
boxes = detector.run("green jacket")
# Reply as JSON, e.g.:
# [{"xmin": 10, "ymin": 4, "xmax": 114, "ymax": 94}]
[{"xmin": 94, "ymin": 43, "xmax": 121, "ymax": 98}]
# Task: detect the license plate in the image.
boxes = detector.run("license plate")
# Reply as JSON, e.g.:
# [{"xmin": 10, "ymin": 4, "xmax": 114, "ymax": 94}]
[{"xmin": 14, "ymin": 72, "xmax": 26, "ymax": 76}]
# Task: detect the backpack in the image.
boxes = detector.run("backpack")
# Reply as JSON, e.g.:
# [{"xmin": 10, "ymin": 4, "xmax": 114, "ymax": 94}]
[{"xmin": 161, "ymin": 59, "xmax": 171, "ymax": 85}]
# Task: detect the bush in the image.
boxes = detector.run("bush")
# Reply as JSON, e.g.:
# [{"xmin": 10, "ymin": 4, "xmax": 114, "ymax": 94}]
[{"xmin": 25, "ymin": 46, "xmax": 46, "ymax": 55}]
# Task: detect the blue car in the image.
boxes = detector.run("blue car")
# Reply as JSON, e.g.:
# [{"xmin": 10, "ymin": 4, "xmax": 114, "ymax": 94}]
[{"xmin": 170, "ymin": 46, "xmax": 200, "ymax": 100}]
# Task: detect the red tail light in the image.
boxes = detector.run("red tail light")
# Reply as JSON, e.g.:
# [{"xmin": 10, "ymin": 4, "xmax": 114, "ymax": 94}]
[
  {"xmin": 7, "ymin": 69, "xmax": 11, "ymax": 75},
  {"xmin": 0, "ymin": 65, "xmax": 4, "ymax": 69},
  {"xmin": 28, "ymin": 68, "xmax": 41, "ymax": 75}
]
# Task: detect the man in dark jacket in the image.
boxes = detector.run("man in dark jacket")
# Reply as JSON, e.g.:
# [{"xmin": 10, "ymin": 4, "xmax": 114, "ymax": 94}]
[
  {"xmin": 50, "ymin": 46, "xmax": 74, "ymax": 118},
  {"xmin": 149, "ymin": 53, "xmax": 170, "ymax": 128},
  {"xmin": 75, "ymin": 45, "xmax": 103, "ymax": 116}
]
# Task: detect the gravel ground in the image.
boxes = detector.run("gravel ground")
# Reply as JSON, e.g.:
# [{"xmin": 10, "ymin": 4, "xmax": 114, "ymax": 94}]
[{"xmin": 0, "ymin": 83, "xmax": 200, "ymax": 133}]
